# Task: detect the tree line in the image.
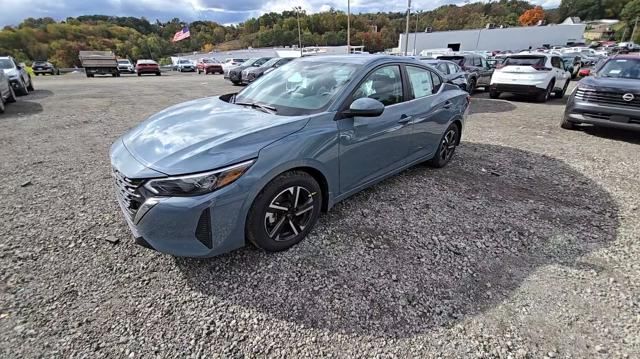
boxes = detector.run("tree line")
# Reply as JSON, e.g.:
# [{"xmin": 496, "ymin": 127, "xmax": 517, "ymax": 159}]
[{"xmin": 0, "ymin": 0, "xmax": 637, "ymax": 68}]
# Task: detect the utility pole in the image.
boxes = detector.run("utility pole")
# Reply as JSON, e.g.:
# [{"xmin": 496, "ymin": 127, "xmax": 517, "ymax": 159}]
[
  {"xmin": 413, "ymin": 10, "xmax": 420, "ymax": 56},
  {"xmin": 404, "ymin": 0, "xmax": 411, "ymax": 56},
  {"xmin": 632, "ymin": 17, "xmax": 639, "ymax": 44},
  {"xmin": 347, "ymin": 0, "xmax": 351, "ymax": 54},
  {"xmin": 295, "ymin": 7, "xmax": 303, "ymax": 57}
]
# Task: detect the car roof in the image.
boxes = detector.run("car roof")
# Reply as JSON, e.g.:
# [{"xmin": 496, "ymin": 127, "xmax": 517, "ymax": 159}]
[
  {"xmin": 611, "ymin": 54, "xmax": 640, "ymax": 60},
  {"xmin": 297, "ymin": 54, "xmax": 427, "ymax": 67}
]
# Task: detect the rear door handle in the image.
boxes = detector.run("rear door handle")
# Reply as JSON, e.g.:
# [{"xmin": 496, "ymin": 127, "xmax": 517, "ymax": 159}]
[
  {"xmin": 398, "ymin": 114, "xmax": 412, "ymax": 124},
  {"xmin": 443, "ymin": 101, "xmax": 453, "ymax": 109}
]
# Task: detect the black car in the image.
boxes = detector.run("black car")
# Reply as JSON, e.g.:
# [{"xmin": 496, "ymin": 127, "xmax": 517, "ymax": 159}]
[
  {"xmin": 437, "ymin": 54, "xmax": 493, "ymax": 92},
  {"xmin": 241, "ymin": 57, "xmax": 293, "ymax": 84},
  {"xmin": 228, "ymin": 57, "xmax": 272, "ymax": 85},
  {"xmin": 32, "ymin": 61, "xmax": 59, "ymax": 75},
  {"xmin": 420, "ymin": 59, "xmax": 470, "ymax": 92},
  {"xmin": 561, "ymin": 55, "xmax": 640, "ymax": 132}
]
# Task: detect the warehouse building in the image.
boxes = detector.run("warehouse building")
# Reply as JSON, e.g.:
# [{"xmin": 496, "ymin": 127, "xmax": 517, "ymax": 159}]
[{"xmin": 398, "ymin": 23, "xmax": 586, "ymax": 54}]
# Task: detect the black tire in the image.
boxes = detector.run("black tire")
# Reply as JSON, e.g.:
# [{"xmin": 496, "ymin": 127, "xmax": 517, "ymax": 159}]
[
  {"xmin": 156, "ymin": 72, "xmax": 161, "ymax": 76},
  {"xmin": 197, "ymin": 69, "xmax": 201, "ymax": 74},
  {"xmin": 489, "ymin": 89, "xmax": 500, "ymax": 99},
  {"xmin": 554, "ymin": 81, "xmax": 569, "ymax": 99},
  {"xmin": 427, "ymin": 122, "xmax": 460, "ymax": 168},
  {"xmin": 17, "ymin": 80, "xmax": 29, "ymax": 96},
  {"xmin": 6, "ymin": 86, "xmax": 17, "ymax": 103},
  {"xmin": 467, "ymin": 78, "xmax": 476, "ymax": 94},
  {"xmin": 246, "ymin": 171, "xmax": 322, "ymax": 252},
  {"xmin": 26, "ymin": 77, "xmax": 34, "ymax": 91},
  {"xmin": 137, "ymin": 73, "xmax": 141, "ymax": 77},
  {"xmin": 560, "ymin": 116, "xmax": 577, "ymax": 130},
  {"xmin": 35, "ymin": 73, "xmax": 40, "ymax": 76},
  {"xmin": 536, "ymin": 82, "xmax": 553, "ymax": 103},
  {"xmin": 0, "ymin": 96, "xmax": 5, "ymax": 113}
]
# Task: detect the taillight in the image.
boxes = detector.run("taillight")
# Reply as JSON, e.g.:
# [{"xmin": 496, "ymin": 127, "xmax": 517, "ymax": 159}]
[{"xmin": 532, "ymin": 66, "xmax": 552, "ymax": 71}]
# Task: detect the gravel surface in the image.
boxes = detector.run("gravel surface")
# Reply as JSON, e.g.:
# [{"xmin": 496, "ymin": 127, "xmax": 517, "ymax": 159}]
[{"xmin": 1, "ymin": 73, "xmax": 639, "ymax": 358}]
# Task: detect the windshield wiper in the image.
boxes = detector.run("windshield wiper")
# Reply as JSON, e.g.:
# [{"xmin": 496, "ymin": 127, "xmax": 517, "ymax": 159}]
[{"xmin": 234, "ymin": 101, "xmax": 277, "ymax": 114}]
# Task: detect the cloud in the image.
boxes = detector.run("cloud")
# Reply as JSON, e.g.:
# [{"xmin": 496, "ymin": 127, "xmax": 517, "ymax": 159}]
[{"xmin": 0, "ymin": 0, "xmax": 562, "ymax": 27}]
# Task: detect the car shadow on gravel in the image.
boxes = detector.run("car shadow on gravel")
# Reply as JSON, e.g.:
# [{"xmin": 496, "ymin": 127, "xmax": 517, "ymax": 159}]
[
  {"xmin": 176, "ymin": 143, "xmax": 619, "ymax": 338},
  {"xmin": 469, "ymin": 98, "xmax": 516, "ymax": 114},
  {"xmin": 25, "ymin": 89, "xmax": 53, "ymax": 100},
  {"xmin": 1, "ymin": 100, "xmax": 43, "ymax": 117},
  {"xmin": 579, "ymin": 126, "xmax": 640, "ymax": 145}
]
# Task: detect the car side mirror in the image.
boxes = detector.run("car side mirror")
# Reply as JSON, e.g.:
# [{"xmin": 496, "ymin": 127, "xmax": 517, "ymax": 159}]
[{"xmin": 343, "ymin": 98, "xmax": 385, "ymax": 118}]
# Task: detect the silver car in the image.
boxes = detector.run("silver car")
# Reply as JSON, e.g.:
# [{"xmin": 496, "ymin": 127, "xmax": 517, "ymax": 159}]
[
  {"xmin": 0, "ymin": 56, "xmax": 34, "ymax": 96},
  {"xmin": 0, "ymin": 69, "xmax": 17, "ymax": 113}
]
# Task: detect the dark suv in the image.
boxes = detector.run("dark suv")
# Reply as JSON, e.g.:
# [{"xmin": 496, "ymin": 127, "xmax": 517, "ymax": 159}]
[
  {"xmin": 438, "ymin": 54, "xmax": 493, "ymax": 92},
  {"xmin": 562, "ymin": 55, "xmax": 640, "ymax": 131},
  {"xmin": 227, "ymin": 57, "xmax": 271, "ymax": 85},
  {"xmin": 32, "ymin": 61, "xmax": 59, "ymax": 75}
]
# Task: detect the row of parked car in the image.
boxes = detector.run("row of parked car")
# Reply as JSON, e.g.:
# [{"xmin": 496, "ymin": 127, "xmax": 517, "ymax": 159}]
[{"xmin": 0, "ymin": 56, "xmax": 35, "ymax": 114}]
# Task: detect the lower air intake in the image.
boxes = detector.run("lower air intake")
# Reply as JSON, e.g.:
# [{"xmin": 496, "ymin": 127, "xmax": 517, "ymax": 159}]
[{"xmin": 195, "ymin": 208, "xmax": 212, "ymax": 249}]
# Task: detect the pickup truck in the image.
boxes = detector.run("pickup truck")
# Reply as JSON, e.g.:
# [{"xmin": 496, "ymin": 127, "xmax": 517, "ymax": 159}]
[{"xmin": 79, "ymin": 51, "xmax": 120, "ymax": 77}]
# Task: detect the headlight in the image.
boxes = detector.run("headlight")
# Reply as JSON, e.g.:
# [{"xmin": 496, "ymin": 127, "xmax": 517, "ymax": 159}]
[
  {"xmin": 577, "ymin": 84, "xmax": 595, "ymax": 91},
  {"xmin": 144, "ymin": 160, "xmax": 254, "ymax": 196},
  {"xmin": 8, "ymin": 74, "xmax": 18, "ymax": 80}
]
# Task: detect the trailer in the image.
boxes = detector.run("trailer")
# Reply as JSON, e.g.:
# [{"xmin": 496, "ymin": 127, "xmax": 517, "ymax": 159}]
[{"xmin": 79, "ymin": 51, "xmax": 119, "ymax": 77}]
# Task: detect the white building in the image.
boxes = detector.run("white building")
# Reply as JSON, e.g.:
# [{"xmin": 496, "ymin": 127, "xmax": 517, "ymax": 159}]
[{"xmin": 398, "ymin": 24, "xmax": 586, "ymax": 54}]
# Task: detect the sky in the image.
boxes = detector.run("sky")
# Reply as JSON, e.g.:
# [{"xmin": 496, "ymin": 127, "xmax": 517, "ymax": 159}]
[{"xmin": 0, "ymin": 0, "xmax": 562, "ymax": 28}]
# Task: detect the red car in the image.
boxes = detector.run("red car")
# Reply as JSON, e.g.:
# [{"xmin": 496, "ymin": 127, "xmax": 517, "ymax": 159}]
[
  {"xmin": 196, "ymin": 58, "xmax": 223, "ymax": 74},
  {"xmin": 136, "ymin": 60, "xmax": 161, "ymax": 76}
]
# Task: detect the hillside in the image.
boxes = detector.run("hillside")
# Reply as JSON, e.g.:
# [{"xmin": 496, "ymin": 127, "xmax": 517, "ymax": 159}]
[{"xmin": 0, "ymin": 0, "xmax": 637, "ymax": 67}]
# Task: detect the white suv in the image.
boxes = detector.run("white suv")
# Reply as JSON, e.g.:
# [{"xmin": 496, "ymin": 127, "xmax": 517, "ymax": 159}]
[{"xmin": 489, "ymin": 54, "xmax": 571, "ymax": 102}]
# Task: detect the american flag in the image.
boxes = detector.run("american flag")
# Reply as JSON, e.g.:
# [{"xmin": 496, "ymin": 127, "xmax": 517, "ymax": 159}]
[{"xmin": 172, "ymin": 26, "xmax": 190, "ymax": 42}]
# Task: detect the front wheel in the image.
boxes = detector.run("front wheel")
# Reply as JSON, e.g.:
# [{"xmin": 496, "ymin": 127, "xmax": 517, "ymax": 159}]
[
  {"xmin": 156, "ymin": 72, "xmax": 161, "ymax": 76},
  {"xmin": 6, "ymin": 86, "xmax": 17, "ymax": 103},
  {"xmin": 427, "ymin": 123, "xmax": 460, "ymax": 168},
  {"xmin": 467, "ymin": 78, "xmax": 476, "ymax": 94},
  {"xmin": 26, "ymin": 77, "xmax": 34, "ymax": 91},
  {"xmin": 554, "ymin": 81, "xmax": 569, "ymax": 99},
  {"xmin": 246, "ymin": 171, "xmax": 322, "ymax": 252},
  {"xmin": 489, "ymin": 89, "xmax": 500, "ymax": 99},
  {"xmin": 17, "ymin": 80, "xmax": 29, "ymax": 95},
  {"xmin": 536, "ymin": 82, "xmax": 553, "ymax": 103},
  {"xmin": 560, "ymin": 116, "xmax": 577, "ymax": 130}
]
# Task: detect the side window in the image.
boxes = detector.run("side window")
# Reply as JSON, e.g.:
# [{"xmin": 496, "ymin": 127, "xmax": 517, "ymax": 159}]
[
  {"xmin": 481, "ymin": 57, "xmax": 488, "ymax": 69},
  {"xmin": 436, "ymin": 63, "xmax": 449, "ymax": 74},
  {"xmin": 352, "ymin": 65, "xmax": 403, "ymax": 106},
  {"xmin": 406, "ymin": 66, "xmax": 435, "ymax": 99},
  {"xmin": 551, "ymin": 57, "xmax": 562, "ymax": 69},
  {"xmin": 473, "ymin": 56, "xmax": 482, "ymax": 67},
  {"xmin": 447, "ymin": 63, "xmax": 458, "ymax": 74},
  {"xmin": 431, "ymin": 71, "xmax": 443, "ymax": 93}
]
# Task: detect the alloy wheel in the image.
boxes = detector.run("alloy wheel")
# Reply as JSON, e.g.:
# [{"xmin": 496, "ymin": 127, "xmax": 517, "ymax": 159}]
[
  {"xmin": 264, "ymin": 186, "xmax": 315, "ymax": 242},
  {"xmin": 439, "ymin": 128, "xmax": 457, "ymax": 161}
]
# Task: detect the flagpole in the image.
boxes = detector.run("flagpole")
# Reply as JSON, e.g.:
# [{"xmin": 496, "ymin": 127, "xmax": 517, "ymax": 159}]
[
  {"xmin": 404, "ymin": 0, "xmax": 411, "ymax": 56},
  {"xmin": 347, "ymin": 0, "xmax": 351, "ymax": 54}
]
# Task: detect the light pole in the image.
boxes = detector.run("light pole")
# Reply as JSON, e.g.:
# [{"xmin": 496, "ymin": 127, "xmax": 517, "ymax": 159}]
[
  {"xmin": 413, "ymin": 10, "xmax": 420, "ymax": 56},
  {"xmin": 404, "ymin": 0, "xmax": 411, "ymax": 56},
  {"xmin": 347, "ymin": 0, "xmax": 351, "ymax": 54},
  {"xmin": 294, "ymin": 6, "xmax": 303, "ymax": 57},
  {"xmin": 632, "ymin": 17, "xmax": 639, "ymax": 44}
]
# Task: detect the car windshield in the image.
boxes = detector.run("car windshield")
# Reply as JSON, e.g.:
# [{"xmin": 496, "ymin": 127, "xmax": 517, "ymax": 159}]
[
  {"xmin": 234, "ymin": 59, "xmax": 245, "ymax": 63},
  {"xmin": 234, "ymin": 61, "xmax": 360, "ymax": 116},
  {"xmin": 118, "ymin": 60, "xmax": 129, "ymax": 64},
  {"xmin": 260, "ymin": 58, "xmax": 281, "ymax": 67},
  {"xmin": 0, "ymin": 59, "xmax": 14, "ymax": 69},
  {"xmin": 242, "ymin": 58, "xmax": 261, "ymax": 66},
  {"xmin": 179, "ymin": 60, "xmax": 190, "ymax": 64},
  {"xmin": 503, "ymin": 56, "xmax": 546, "ymax": 67},
  {"xmin": 253, "ymin": 58, "xmax": 271, "ymax": 66},
  {"xmin": 597, "ymin": 58, "xmax": 640, "ymax": 79},
  {"xmin": 438, "ymin": 56, "xmax": 464, "ymax": 65},
  {"xmin": 33, "ymin": 61, "xmax": 47, "ymax": 65}
]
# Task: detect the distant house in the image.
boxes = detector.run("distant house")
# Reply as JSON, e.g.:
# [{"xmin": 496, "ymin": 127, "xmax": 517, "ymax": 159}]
[
  {"xmin": 583, "ymin": 20, "xmax": 620, "ymax": 41},
  {"xmin": 562, "ymin": 17, "xmax": 582, "ymax": 25}
]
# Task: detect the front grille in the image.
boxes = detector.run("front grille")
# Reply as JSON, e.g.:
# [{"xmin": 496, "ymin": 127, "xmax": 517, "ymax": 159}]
[
  {"xmin": 575, "ymin": 89, "xmax": 640, "ymax": 108},
  {"xmin": 112, "ymin": 168, "xmax": 144, "ymax": 222}
]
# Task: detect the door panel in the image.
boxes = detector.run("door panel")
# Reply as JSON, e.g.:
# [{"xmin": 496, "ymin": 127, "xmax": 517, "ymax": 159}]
[{"xmin": 338, "ymin": 65, "xmax": 411, "ymax": 194}]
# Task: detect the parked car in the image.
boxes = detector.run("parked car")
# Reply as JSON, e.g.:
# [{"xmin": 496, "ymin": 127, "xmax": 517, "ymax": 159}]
[
  {"xmin": 227, "ymin": 57, "xmax": 272, "ymax": 85},
  {"xmin": 196, "ymin": 58, "xmax": 223, "ymax": 74},
  {"xmin": 0, "ymin": 70, "xmax": 17, "ymax": 113},
  {"xmin": 489, "ymin": 54, "xmax": 571, "ymax": 102},
  {"xmin": 176, "ymin": 59, "xmax": 195, "ymax": 72},
  {"xmin": 420, "ymin": 59, "xmax": 470, "ymax": 92},
  {"xmin": 561, "ymin": 54, "xmax": 582, "ymax": 79},
  {"xmin": 222, "ymin": 58, "xmax": 246, "ymax": 77},
  {"xmin": 136, "ymin": 60, "xmax": 161, "ymax": 76},
  {"xmin": 0, "ymin": 56, "xmax": 34, "ymax": 95},
  {"xmin": 32, "ymin": 60, "xmax": 59, "ymax": 75},
  {"xmin": 241, "ymin": 57, "xmax": 293, "ymax": 84},
  {"xmin": 437, "ymin": 54, "xmax": 493, "ymax": 92},
  {"xmin": 561, "ymin": 55, "xmax": 640, "ymax": 131},
  {"xmin": 109, "ymin": 55, "xmax": 470, "ymax": 257},
  {"xmin": 117, "ymin": 59, "xmax": 135, "ymax": 74}
]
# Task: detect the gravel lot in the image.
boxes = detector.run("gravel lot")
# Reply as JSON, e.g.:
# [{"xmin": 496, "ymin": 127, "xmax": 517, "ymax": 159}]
[{"xmin": 1, "ymin": 72, "xmax": 639, "ymax": 358}]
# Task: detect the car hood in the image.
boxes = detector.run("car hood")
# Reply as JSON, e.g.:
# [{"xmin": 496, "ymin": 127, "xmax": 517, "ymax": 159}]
[
  {"xmin": 581, "ymin": 76, "xmax": 640, "ymax": 94},
  {"xmin": 121, "ymin": 96, "xmax": 309, "ymax": 175},
  {"xmin": 2, "ymin": 68, "xmax": 18, "ymax": 77}
]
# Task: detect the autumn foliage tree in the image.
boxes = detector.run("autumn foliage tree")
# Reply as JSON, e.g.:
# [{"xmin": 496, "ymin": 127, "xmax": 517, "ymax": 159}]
[{"xmin": 519, "ymin": 6, "xmax": 545, "ymax": 26}]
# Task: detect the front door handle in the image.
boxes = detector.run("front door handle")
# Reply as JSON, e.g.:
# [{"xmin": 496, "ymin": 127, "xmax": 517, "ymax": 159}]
[
  {"xmin": 398, "ymin": 114, "xmax": 412, "ymax": 124},
  {"xmin": 443, "ymin": 101, "xmax": 453, "ymax": 109}
]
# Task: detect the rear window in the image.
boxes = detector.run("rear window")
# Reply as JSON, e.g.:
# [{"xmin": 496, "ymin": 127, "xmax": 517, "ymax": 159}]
[
  {"xmin": 503, "ymin": 56, "xmax": 546, "ymax": 67},
  {"xmin": 438, "ymin": 56, "xmax": 464, "ymax": 66}
]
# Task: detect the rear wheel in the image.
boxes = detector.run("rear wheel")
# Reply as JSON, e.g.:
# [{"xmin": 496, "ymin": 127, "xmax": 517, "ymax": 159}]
[
  {"xmin": 246, "ymin": 171, "xmax": 322, "ymax": 252},
  {"xmin": 0, "ymin": 96, "xmax": 5, "ymax": 113},
  {"xmin": 156, "ymin": 72, "xmax": 161, "ymax": 76},
  {"xmin": 536, "ymin": 82, "xmax": 553, "ymax": 103},
  {"xmin": 467, "ymin": 78, "xmax": 476, "ymax": 93},
  {"xmin": 137, "ymin": 72, "xmax": 141, "ymax": 77},
  {"xmin": 427, "ymin": 123, "xmax": 460, "ymax": 168},
  {"xmin": 554, "ymin": 81, "xmax": 569, "ymax": 99},
  {"xmin": 489, "ymin": 89, "xmax": 500, "ymax": 99}
]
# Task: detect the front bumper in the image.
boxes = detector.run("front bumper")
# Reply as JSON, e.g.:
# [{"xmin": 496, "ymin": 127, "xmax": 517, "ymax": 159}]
[
  {"xmin": 110, "ymin": 141, "xmax": 249, "ymax": 257},
  {"xmin": 228, "ymin": 71, "xmax": 242, "ymax": 83},
  {"xmin": 564, "ymin": 99, "xmax": 640, "ymax": 131},
  {"xmin": 9, "ymin": 78, "xmax": 22, "ymax": 89},
  {"xmin": 33, "ymin": 68, "xmax": 54, "ymax": 74},
  {"xmin": 179, "ymin": 66, "xmax": 195, "ymax": 72}
]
